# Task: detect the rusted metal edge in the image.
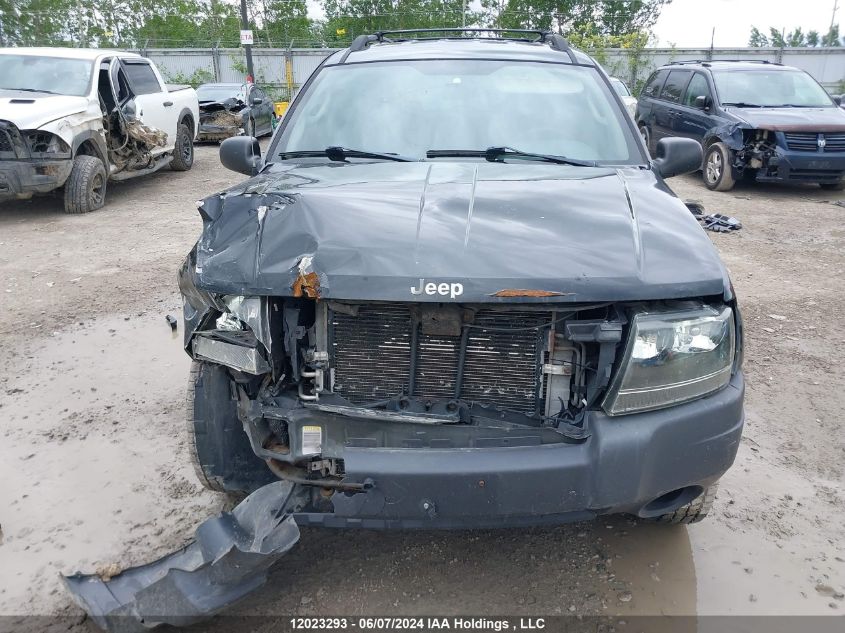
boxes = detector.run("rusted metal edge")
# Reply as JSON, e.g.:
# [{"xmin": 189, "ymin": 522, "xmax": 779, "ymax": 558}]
[{"xmin": 490, "ymin": 289, "xmax": 572, "ymax": 298}]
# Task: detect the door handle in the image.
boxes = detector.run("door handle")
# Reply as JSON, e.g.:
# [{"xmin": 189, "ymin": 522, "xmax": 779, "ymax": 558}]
[{"xmin": 163, "ymin": 101, "xmax": 173, "ymax": 107}]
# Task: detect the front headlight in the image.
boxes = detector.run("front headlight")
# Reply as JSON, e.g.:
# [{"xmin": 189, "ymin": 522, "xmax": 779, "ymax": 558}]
[{"xmin": 603, "ymin": 305, "xmax": 735, "ymax": 416}]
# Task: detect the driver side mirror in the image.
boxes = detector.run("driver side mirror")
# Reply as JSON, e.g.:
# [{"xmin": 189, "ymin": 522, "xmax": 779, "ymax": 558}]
[
  {"xmin": 832, "ymin": 94, "xmax": 843, "ymax": 107},
  {"xmin": 251, "ymin": 96, "xmax": 264, "ymax": 106},
  {"xmin": 694, "ymin": 95, "xmax": 711, "ymax": 110},
  {"xmin": 220, "ymin": 136, "xmax": 262, "ymax": 176},
  {"xmin": 652, "ymin": 137, "xmax": 702, "ymax": 179}
]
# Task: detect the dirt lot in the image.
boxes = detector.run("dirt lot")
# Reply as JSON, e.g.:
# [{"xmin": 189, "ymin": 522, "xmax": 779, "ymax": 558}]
[{"xmin": 1, "ymin": 144, "xmax": 843, "ymax": 629}]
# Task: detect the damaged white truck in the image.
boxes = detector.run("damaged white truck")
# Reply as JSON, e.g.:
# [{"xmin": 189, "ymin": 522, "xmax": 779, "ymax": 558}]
[{"xmin": 0, "ymin": 48, "xmax": 199, "ymax": 213}]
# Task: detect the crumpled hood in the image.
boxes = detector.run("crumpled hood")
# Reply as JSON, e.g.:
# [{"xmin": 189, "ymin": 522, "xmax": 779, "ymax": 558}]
[
  {"xmin": 0, "ymin": 91, "xmax": 89, "ymax": 130},
  {"xmin": 727, "ymin": 105, "xmax": 845, "ymax": 132},
  {"xmin": 194, "ymin": 161, "xmax": 728, "ymax": 303}
]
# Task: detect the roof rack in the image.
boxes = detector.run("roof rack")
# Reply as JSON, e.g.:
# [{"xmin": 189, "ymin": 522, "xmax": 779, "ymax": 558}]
[
  {"xmin": 667, "ymin": 59, "xmax": 781, "ymax": 67},
  {"xmin": 342, "ymin": 28, "xmax": 578, "ymax": 64}
]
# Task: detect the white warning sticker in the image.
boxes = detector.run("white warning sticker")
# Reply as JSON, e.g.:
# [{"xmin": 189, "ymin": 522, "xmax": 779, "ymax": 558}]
[{"xmin": 301, "ymin": 425, "xmax": 322, "ymax": 455}]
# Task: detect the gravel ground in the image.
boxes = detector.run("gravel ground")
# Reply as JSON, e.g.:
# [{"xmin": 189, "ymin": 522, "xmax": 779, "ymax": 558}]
[{"xmin": 0, "ymin": 144, "xmax": 843, "ymax": 629}]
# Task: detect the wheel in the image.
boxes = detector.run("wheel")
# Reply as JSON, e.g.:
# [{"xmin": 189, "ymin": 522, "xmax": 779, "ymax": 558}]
[
  {"xmin": 170, "ymin": 122, "xmax": 194, "ymax": 171},
  {"xmin": 656, "ymin": 484, "xmax": 718, "ymax": 524},
  {"xmin": 244, "ymin": 117, "xmax": 255, "ymax": 138},
  {"xmin": 63, "ymin": 155, "xmax": 107, "ymax": 214},
  {"xmin": 703, "ymin": 142, "xmax": 736, "ymax": 191},
  {"xmin": 820, "ymin": 180, "xmax": 845, "ymax": 191},
  {"xmin": 639, "ymin": 124, "xmax": 652, "ymax": 157},
  {"xmin": 186, "ymin": 361, "xmax": 273, "ymax": 495}
]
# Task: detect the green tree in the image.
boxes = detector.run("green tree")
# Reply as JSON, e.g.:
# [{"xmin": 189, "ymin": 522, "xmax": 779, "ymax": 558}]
[
  {"xmin": 822, "ymin": 23, "xmax": 841, "ymax": 46},
  {"xmin": 479, "ymin": 0, "xmax": 669, "ymax": 38},
  {"xmin": 748, "ymin": 26, "xmax": 768, "ymax": 46},
  {"xmin": 786, "ymin": 26, "xmax": 805, "ymax": 47},
  {"xmin": 806, "ymin": 29, "xmax": 820, "ymax": 46},
  {"xmin": 322, "ymin": 0, "xmax": 475, "ymax": 45},
  {"xmin": 768, "ymin": 27, "xmax": 786, "ymax": 47},
  {"xmin": 251, "ymin": 0, "xmax": 316, "ymax": 46}
]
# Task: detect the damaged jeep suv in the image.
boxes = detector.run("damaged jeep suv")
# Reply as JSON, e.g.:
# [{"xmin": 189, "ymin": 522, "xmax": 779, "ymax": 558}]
[
  {"xmin": 0, "ymin": 48, "xmax": 198, "ymax": 213},
  {"xmin": 180, "ymin": 30, "xmax": 745, "ymax": 529},
  {"xmin": 637, "ymin": 59, "xmax": 845, "ymax": 191}
]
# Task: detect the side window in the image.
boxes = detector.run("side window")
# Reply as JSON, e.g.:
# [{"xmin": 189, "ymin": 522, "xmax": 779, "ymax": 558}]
[
  {"xmin": 684, "ymin": 73, "xmax": 711, "ymax": 107},
  {"xmin": 642, "ymin": 70, "xmax": 668, "ymax": 98},
  {"xmin": 122, "ymin": 61, "xmax": 162, "ymax": 95},
  {"xmin": 115, "ymin": 68, "xmax": 132, "ymax": 103},
  {"xmin": 660, "ymin": 70, "xmax": 692, "ymax": 104}
]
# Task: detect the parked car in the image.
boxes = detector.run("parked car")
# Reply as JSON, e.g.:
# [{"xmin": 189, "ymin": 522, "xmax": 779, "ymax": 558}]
[
  {"xmin": 196, "ymin": 82, "xmax": 275, "ymax": 141},
  {"xmin": 65, "ymin": 30, "xmax": 745, "ymax": 628},
  {"xmin": 0, "ymin": 48, "xmax": 198, "ymax": 213},
  {"xmin": 636, "ymin": 59, "xmax": 845, "ymax": 191},
  {"xmin": 610, "ymin": 77, "xmax": 637, "ymax": 118}
]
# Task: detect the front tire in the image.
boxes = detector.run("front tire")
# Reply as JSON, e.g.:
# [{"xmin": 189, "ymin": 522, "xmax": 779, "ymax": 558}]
[
  {"xmin": 703, "ymin": 142, "xmax": 736, "ymax": 191},
  {"xmin": 170, "ymin": 122, "xmax": 194, "ymax": 171},
  {"xmin": 656, "ymin": 484, "xmax": 718, "ymax": 524},
  {"xmin": 63, "ymin": 155, "xmax": 107, "ymax": 214},
  {"xmin": 187, "ymin": 361, "xmax": 273, "ymax": 495}
]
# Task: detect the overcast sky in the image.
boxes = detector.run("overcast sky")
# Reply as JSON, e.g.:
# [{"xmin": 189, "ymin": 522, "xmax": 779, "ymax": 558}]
[
  {"xmin": 652, "ymin": 0, "xmax": 841, "ymax": 46},
  {"xmin": 306, "ymin": 0, "xmax": 843, "ymax": 48}
]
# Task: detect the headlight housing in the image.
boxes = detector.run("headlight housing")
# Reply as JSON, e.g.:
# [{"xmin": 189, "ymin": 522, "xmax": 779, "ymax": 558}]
[{"xmin": 603, "ymin": 305, "xmax": 735, "ymax": 416}]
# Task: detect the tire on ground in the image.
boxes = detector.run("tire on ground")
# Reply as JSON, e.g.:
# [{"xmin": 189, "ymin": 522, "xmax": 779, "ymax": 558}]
[
  {"xmin": 170, "ymin": 122, "xmax": 194, "ymax": 171},
  {"xmin": 703, "ymin": 142, "xmax": 736, "ymax": 192},
  {"xmin": 63, "ymin": 154, "xmax": 107, "ymax": 214},
  {"xmin": 186, "ymin": 360, "xmax": 273, "ymax": 495},
  {"xmin": 656, "ymin": 483, "xmax": 719, "ymax": 524}
]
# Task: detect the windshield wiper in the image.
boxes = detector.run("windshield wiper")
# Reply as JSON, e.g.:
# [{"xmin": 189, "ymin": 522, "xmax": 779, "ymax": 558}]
[
  {"xmin": 278, "ymin": 147, "xmax": 416, "ymax": 162},
  {"xmin": 4, "ymin": 87, "xmax": 59, "ymax": 95},
  {"xmin": 721, "ymin": 102, "xmax": 765, "ymax": 108},
  {"xmin": 426, "ymin": 146, "xmax": 597, "ymax": 167}
]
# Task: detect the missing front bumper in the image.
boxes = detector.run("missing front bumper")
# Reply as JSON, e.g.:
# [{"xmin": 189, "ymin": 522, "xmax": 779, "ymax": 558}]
[{"xmin": 63, "ymin": 481, "xmax": 300, "ymax": 633}]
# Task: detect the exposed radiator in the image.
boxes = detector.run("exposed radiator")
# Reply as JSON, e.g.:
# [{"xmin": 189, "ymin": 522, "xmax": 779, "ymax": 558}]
[{"xmin": 329, "ymin": 304, "xmax": 549, "ymax": 415}]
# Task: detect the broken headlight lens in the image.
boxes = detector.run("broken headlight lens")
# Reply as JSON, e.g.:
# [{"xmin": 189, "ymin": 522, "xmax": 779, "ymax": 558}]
[{"xmin": 603, "ymin": 306, "xmax": 735, "ymax": 416}]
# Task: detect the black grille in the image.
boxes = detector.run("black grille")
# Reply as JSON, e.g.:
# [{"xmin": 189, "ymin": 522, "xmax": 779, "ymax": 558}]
[
  {"xmin": 784, "ymin": 132, "xmax": 845, "ymax": 153},
  {"xmin": 330, "ymin": 304, "xmax": 548, "ymax": 414}
]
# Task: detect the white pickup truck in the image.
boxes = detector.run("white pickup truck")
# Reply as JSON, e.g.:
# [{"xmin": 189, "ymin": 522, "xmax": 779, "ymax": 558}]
[{"xmin": 0, "ymin": 48, "xmax": 199, "ymax": 213}]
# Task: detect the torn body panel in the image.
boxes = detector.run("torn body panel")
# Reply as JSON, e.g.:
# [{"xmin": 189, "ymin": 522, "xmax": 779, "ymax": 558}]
[
  {"xmin": 0, "ymin": 118, "xmax": 81, "ymax": 200},
  {"xmin": 704, "ymin": 114, "xmax": 845, "ymax": 185},
  {"xmin": 63, "ymin": 481, "xmax": 301, "ymax": 633},
  {"xmin": 198, "ymin": 98, "xmax": 247, "ymax": 141}
]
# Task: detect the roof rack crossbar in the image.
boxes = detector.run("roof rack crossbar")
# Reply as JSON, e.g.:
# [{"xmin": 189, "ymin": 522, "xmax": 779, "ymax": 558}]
[
  {"xmin": 668, "ymin": 59, "xmax": 781, "ymax": 66},
  {"xmin": 340, "ymin": 28, "xmax": 580, "ymax": 63}
]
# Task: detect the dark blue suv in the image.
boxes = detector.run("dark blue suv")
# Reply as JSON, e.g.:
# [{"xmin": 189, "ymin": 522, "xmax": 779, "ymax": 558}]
[{"xmin": 636, "ymin": 60, "xmax": 845, "ymax": 191}]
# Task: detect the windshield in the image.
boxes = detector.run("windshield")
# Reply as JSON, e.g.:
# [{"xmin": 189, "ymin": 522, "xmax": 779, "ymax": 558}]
[
  {"xmin": 272, "ymin": 60, "xmax": 641, "ymax": 164},
  {"xmin": 611, "ymin": 78, "xmax": 631, "ymax": 97},
  {"xmin": 713, "ymin": 69, "xmax": 833, "ymax": 107},
  {"xmin": 0, "ymin": 55, "xmax": 93, "ymax": 97},
  {"xmin": 197, "ymin": 85, "xmax": 245, "ymax": 102}
]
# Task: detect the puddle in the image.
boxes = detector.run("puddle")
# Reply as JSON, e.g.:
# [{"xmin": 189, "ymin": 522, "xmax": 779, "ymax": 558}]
[{"xmin": 0, "ymin": 312, "xmax": 222, "ymax": 615}]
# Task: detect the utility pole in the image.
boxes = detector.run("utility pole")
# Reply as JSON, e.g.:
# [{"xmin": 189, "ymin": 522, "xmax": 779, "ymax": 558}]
[
  {"xmin": 831, "ymin": 0, "xmax": 840, "ymax": 32},
  {"xmin": 240, "ymin": 0, "xmax": 255, "ymax": 83}
]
